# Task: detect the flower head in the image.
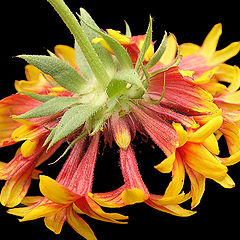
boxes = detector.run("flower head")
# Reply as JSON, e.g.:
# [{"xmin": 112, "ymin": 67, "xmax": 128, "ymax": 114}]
[{"xmin": 1, "ymin": 0, "xmax": 240, "ymax": 239}]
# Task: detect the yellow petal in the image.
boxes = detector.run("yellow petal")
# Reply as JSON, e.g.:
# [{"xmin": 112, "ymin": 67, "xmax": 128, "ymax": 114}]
[
  {"xmin": 20, "ymin": 203, "xmax": 63, "ymax": 222},
  {"xmin": 137, "ymin": 39, "xmax": 154, "ymax": 61},
  {"xmin": 188, "ymin": 116, "xmax": 223, "ymax": 143},
  {"xmin": 86, "ymin": 199, "xmax": 128, "ymax": 222},
  {"xmin": 107, "ymin": 29, "xmax": 130, "ymax": 45},
  {"xmin": 164, "ymin": 153, "xmax": 185, "ymax": 197},
  {"xmin": 178, "ymin": 69, "xmax": 195, "ymax": 78},
  {"xmin": 160, "ymin": 34, "xmax": 177, "ymax": 66},
  {"xmin": 193, "ymin": 108, "xmax": 222, "ymax": 125},
  {"xmin": 207, "ymin": 42, "xmax": 240, "ymax": 66},
  {"xmin": 221, "ymin": 150, "xmax": 240, "ymax": 166},
  {"xmin": 11, "ymin": 115, "xmax": 34, "ymax": 126},
  {"xmin": 91, "ymin": 37, "xmax": 113, "ymax": 53},
  {"xmin": 227, "ymin": 66, "xmax": 240, "ymax": 92},
  {"xmin": 185, "ymin": 165, "xmax": 205, "ymax": 209},
  {"xmin": 54, "ymin": 45, "xmax": 78, "ymax": 69},
  {"xmin": 203, "ymin": 133, "xmax": 220, "ymax": 155},
  {"xmin": 222, "ymin": 90, "xmax": 240, "ymax": 104},
  {"xmin": 153, "ymin": 192, "xmax": 186, "ymax": 205},
  {"xmin": 7, "ymin": 205, "xmax": 35, "ymax": 218},
  {"xmin": 49, "ymin": 87, "xmax": 66, "ymax": 93},
  {"xmin": 39, "ymin": 175, "xmax": 78, "ymax": 205},
  {"xmin": 181, "ymin": 142, "xmax": 228, "ymax": 180},
  {"xmin": 146, "ymin": 199, "xmax": 196, "ymax": 217},
  {"xmin": 200, "ymin": 24, "xmax": 222, "ymax": 57},
  {"xmin": 172, "ymin": 122, "xmax": 188, "ymax": 147},
  {"xmin": 66, "ymin": 206, "xmax": 97, "ymax": 240},
  {"xmin": 21, "ymin": 196, "xmax": 44, "ymax": 206},
  {"xmin": 121, "ymin": 188, "xmax": 148, "ymax": 205},
  {"xmin": 11, "ymin": 125, "xmax": 38, "ymax": 142},
  {"xmin": 194, "ymin": 67, "xmax": 219, "ymax": 84},
  {"xmin": 114, "ymin": 127, "xmax": 131, "ymax": 149},
  {"xmin": 15, "ymin": 65, "xmax": 50, "ymax": 93},
  {"xmin": 155, "ymin": 152, "xmax": 175, "ymax": 173},
  {"xmin": 214, "ymin": 64, "xmax": 240, "ymax": 92},
  {"xmin": 21, "ymin": 139, "xmax": 39, "ymax": 158},
  {"xmin": 0, "ymin": 166, "xmax": 34, "ymax": 207},
  {"xmin": 214, "ymin": 174, "xmax": 235, "ymax": 188},
  {"xmin": 219, "ymin": 121, "xmax": 240, "ymax": 155},
  {"xmin": 44, "ymin": 208, "xmax": 66, "ymax": 234},
  {"xmin": 179, "ymin": 43, "xmax": 200, "ymax": 57}
]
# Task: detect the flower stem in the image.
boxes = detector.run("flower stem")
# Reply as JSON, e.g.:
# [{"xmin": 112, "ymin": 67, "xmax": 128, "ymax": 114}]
[{"xmin": 47, "ymin": 0, "xmax": 110, "ymax": 89}]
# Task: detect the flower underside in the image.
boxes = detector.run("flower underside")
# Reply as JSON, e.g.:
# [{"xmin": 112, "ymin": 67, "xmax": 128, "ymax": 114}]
[{"xmin": 1, "ymin": 0, "xmax": 240, "ymax": 239}]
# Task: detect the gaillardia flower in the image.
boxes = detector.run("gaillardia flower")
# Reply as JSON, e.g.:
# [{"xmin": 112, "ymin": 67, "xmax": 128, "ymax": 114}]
[{"xmin": 1, "ymin": 0, "xmax": 240, "ymax": 239}]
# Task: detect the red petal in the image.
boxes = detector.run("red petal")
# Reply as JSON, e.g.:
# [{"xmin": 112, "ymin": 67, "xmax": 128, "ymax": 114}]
[
  {"xmin": 148, "ymin": 67, "xmax": 218, "ymax": 115},
  {"xmin": 69, "ymin": 132, "xmax": 100, "ymax": 195},
  {"xmin": 131, "ymin": 104, "xmax": 178, "ymax": 156},
  {"xmin": 140, "ymin": 100, "xmax": 197, "ymax": 128}
]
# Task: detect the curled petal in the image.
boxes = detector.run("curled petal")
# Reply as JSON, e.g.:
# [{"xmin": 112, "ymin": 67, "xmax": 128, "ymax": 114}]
[
  {"xmin": 155, "ymin": 152, "xmax": 175, "ymax": 173},
  {"xmin": 188, "ymin": 115, "xmax": 223, "ymax": 143},
  {"xmin": 220, "ymin": 121, "xmax": 240, "ymax": 155},
  {"xmin": 220, "ymin": 150, "xmax": 240, "ymax": 166},
  {"xmin": 88, "ymin": 186, "xmax": 126, "ymax": 208}
]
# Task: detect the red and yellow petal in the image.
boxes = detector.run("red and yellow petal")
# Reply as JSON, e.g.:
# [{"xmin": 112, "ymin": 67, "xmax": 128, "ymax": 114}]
[
  {"xmin": 0, "ymin": 94, "xmax": 41, "ymax": 147},
  {"xmin": 88, "ymin": 186, "xmax": 126, "ymax": 208},
  {"xmin": 0, "ymin": 159, "xmax": 37, "ymax": 207}
]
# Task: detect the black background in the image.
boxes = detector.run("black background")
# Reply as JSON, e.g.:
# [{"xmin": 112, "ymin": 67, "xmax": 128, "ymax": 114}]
[{"xmin": 1, "ymin": 0, "xmax": 240, "ymax": 239}]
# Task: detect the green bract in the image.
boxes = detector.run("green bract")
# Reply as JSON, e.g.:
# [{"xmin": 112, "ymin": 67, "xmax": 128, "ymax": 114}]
[{"xmin": 17, "ymin": 1, "xmax": 177, "ymax": 148}]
